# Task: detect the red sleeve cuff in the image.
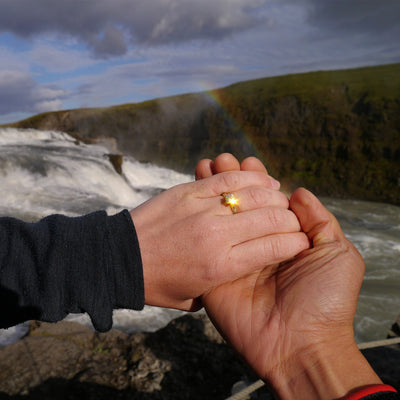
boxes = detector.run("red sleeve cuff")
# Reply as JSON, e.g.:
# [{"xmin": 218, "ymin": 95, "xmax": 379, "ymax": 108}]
[{"xmin": 343, "ymin": 384, "xmax": 398, "ymax": 400}]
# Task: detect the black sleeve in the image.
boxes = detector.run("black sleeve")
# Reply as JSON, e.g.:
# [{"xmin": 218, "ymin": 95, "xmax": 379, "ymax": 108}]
[
  {"xmin": 361, "ymin": 393, "xmax": 400, "ymax": 399},
  {"xmin": 0, "ymin": 209, "xmax": 144, "ymax": 332}
]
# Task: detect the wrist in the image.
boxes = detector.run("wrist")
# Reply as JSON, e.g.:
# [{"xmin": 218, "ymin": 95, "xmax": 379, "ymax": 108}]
[{"xmin": 266, "ymin": 337, "xmax": 382, "ymax": 400}]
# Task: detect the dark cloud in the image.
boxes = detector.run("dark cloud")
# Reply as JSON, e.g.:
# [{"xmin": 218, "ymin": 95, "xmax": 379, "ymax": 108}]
[
  {"xmin": 90, "ymin": 25, "xmax": 127, "ymax": 58},
  {"xmin": 296, "ymin": 0, "xmax": 400, "ymax": 38},
  {"xmin": 0, "ymin": 71, "xmax": 67, "ymax": 116},
  {"xmin": 0, "ymin": 0, "xmax": 266, "ymax": 58},
  {"xmin": 0, "ymin": 72, "xmax": 39, "ymax": 115}
]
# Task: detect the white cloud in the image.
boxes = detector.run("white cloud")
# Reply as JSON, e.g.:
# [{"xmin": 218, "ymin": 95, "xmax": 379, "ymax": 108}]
[
  {"xmin": 36, "ymin": 86, "xmax": 67, "ymax": 100},
  {"xmin": 27, "ymin": 40, "xmax": 94, "ymax": 73},
  {"xmin": 0, "ymin": 70, "xmax": 68, "ymax": 116},
  {"xmin": 34, "ymin": 99, "xmax": 64, "ymax": 113},
  {"xmin": 0, "ymin": 46, "xmax": 30, "ymax": 73}
]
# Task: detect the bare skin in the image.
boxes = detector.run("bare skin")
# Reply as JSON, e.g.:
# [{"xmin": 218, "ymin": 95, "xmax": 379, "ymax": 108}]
[
  {"xmin": 196, "ymin": 154, "xmax": 382, "ymax": 400},
  {"xmin": 195, "ymin": 154, "xmax": 267, "ymax": 180},
  {"xmin": 130, "ymin": 170, "xmax": 309, "ymax": 311}
]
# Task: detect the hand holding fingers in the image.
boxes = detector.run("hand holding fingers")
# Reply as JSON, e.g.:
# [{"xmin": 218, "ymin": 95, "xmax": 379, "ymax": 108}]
[
  {"xmin": 195, "ymin": 157, "xmax": 378, "ymax": 398},
  {"xmin": 202, "ymin": 187, "xmax": 370, "ymax": 398}
]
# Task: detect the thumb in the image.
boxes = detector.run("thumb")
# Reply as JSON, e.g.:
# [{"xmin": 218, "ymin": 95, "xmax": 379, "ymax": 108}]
[{"xmin": 289, "ymin": 188, "xmax": 345, "ymax": 245}]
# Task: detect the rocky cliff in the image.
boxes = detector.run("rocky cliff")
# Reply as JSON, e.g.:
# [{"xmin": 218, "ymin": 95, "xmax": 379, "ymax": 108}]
[{"xmin": 7, "ymin": 63, "xmax": 400, "ymax": 205}]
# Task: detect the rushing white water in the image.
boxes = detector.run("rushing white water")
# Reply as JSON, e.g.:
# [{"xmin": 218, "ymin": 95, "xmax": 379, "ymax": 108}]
[
  {"xmin": 321, "ymin": 197, "xmax": 400, "ymax": 342},
  {"xmin": 0, "ymin": 128, "xmax": 191, "ymax": 220},
  {"xmin": 0, "ymin": 128, "xmax": 399, "ymax": 346}
]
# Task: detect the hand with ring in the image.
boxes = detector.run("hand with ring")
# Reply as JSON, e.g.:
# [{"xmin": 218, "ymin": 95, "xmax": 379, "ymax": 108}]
[{"xmin": 129, "ymin": 169, "xmax": 309, "ymax": 311}]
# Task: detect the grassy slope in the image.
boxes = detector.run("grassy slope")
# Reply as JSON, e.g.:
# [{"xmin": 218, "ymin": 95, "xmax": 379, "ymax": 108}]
[
  {"xmin": 213, "ymin": 63, "xmax": 400, "ymax": 203},
  {"xmin": 4, "ymin": 63, "xmax": 400, "ymax": 204}
]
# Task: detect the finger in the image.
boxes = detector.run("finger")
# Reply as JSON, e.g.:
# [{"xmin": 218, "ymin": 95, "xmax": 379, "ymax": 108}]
[
  {"xmin": 229, "ymin": 232, "xmax": 310, "ymax": 275},
  {"xmin": 195, "ymin": 153, "xmax": 241, "ymax": 180},
  {"xmin": 240, "ymin": 157, "xmax": 282, "ymax": 191},
  {"xmin": 289, "ymin": 188, "xmax": 345, "ymax": 244},
  {"xmin": 240, "ymin": 156, "xmax": 269, "ymax": 174},
  {"xmin": 227, "ymin": 208, "xmax": 303, "ymax": 244},
  {"xmin": 212, "ymin": 153, "xmax": 241, "ymax": 174},
  {"xmin": 193, "ymin": 170, "xmax": 281, "ymax": 198},
  {"xmin": 217, "ymin": 186, "xmax": 289, "ymax": 215},
  {"xmin": 195, "ymin": 158, "xmax": 214, "ymax": 180}
]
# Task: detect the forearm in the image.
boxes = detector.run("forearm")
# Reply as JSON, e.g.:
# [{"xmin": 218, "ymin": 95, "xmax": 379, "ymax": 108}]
[{"xmin": 0, "ymin": 210, "xmax": 144, "ymax": 331}]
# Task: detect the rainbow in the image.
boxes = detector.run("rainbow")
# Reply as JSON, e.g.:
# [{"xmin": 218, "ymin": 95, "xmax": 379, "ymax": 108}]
[{"xmin": 196, "ymin": 86, "xmax": 259, "ymax": 159}]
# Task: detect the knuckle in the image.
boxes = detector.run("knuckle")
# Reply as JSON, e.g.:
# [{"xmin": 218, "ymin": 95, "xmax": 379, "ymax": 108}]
[
  {"xmin": 277, "ymin": 191, "xmax": 290, "ymax": 208},
  {"xmin": 268, "ymin": 209, "xmax": 300, "ymax": 231},
  {"xmin": 266, "ymin": 208, "xmax": 285, "ymax": 229},
  {"xmin": 220, "ymin": 171, "xmax": 240, "ymax": 190},
  {"xmin": 264, "ymin": 237, "xmax": 283, "ymax": 261},
  {"xmin": 248, "ymin": 187, "xmax": 269, "ymax": 208}
]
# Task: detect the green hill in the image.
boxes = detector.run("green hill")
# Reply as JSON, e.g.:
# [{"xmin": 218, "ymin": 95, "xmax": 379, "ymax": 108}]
[{"xmin": 5, "ymin": 63, "xmax": 400, "ymax": 204}]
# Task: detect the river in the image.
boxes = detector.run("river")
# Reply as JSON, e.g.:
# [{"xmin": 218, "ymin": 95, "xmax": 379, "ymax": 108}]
[{"xmin": 0, "ymin": 128, "xmax": 399, "ymax": 346}]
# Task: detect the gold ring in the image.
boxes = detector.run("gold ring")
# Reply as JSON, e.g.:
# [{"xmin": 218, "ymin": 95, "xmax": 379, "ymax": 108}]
[{"xmin": 221, "ymin": 192, "xmax": 239, "ymax": 214}]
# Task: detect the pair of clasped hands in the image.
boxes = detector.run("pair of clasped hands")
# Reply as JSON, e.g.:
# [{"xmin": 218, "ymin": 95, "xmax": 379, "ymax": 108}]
[{"xmin": 130, "ymin": 154, "xmax": 382, "ymax": 400}]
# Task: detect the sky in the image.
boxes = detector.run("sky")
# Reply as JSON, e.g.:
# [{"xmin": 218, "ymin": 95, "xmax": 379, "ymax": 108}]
[{"xmin": 0, "ymin": 0, "xmax": 399, "ymax": 124}]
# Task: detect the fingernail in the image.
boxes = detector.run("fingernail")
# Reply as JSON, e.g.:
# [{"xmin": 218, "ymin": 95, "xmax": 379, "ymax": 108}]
[{"xmin": 270, "ymin": 177, "xmax": 281, "ymax": 189}]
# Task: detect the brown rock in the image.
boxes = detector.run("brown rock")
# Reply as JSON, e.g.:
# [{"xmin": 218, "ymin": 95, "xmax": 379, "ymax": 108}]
[
  {"xmin": 0, "ymin": 321, "xmax": 130, "ymax": 395},
  {"xmin": 388, "ymin": 313, "xmax": 400, "ymax": 338},
  {"xmin": 0, "ymin": 314, "xmax": 261, "ymax": 399},
  {"xmin": 107, "ymin": 154, "xmax": 123, "ymax": 175}
]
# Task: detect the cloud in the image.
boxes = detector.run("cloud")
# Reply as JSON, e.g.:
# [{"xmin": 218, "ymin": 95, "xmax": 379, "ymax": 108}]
[
  {"xmin": 133, "ymin": 0, "xmax": 264, "ymax": 44},
  {"xmin": 90, "ymin": 25, "xmax": 127, "ymax": 57},
  {"xmin": 292, "ymin": 0, "xmax": 400, "ymax": 38},
  {"xmin": 0, "ymin": 45, "xmax": 31, "ymax": 73},
  {"xmin": 275, "ymin": 0, "xmax": 400, "ymax": 71},
  {"xmin": 0, "ymin": 70, "xmax": 68, "ymax": 116},
  {"xmin": 0, "ymin": 0, "xmax": 268, "ymax": 58},
  {"xmin": 27, "ymin": 41, "xmax": 95, "ymax": 73},
  {"xmin": 1, "ymin": 0, "xmax": 399, "ymax": 124},
  {"xmin": 62, "ymin": 43, "xmax": 253, "ymax": 108}
]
